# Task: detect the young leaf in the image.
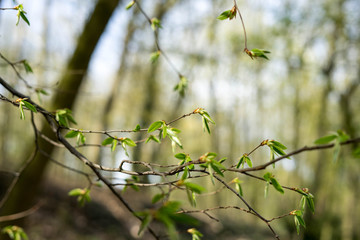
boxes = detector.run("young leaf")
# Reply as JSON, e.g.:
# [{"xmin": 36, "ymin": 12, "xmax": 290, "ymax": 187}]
[
  {"xmin": 150, "ymin": 50, "xmax": 161, "ymax": 63},
  {"xmin": 122, "ymin": 137, "xmax": 137, "ymax": 147},
  {"xmin": 173, "ymin": 75, "xmax": 188, "ymax": 97},
  {"xmin": 65, "ymin": 130, "xmax": 79, "ymax": 138},
  {"xmin": 125, "ymin": 0, "xmax": 135, "ymax": 10},
  {"xmin": 314, "ymin": 134, "xmax": 337, "ymax": 144},
  {"xmin": 148, "ymin": 120, "xmax": 164, "ymax": 133},
  {"xmin": 217, "ymin": 10, "xmax": 231, "ymax": 20},
  {"xmin": 174, "ymin": 153, "xmax": 187, "ymax": 160},
  {"xmin": 152, "ymin": 193, "xmax": 165, "ymax": 204},
  {"xmin": 245, "ymin": 156, "xmax": 252, "ymax": 167},
  {"xmin": 183, "ymin": 182, "xmax": 206, "ymax": 194},
  {"xmin": 101, "ymin": 137, "xmax": 114, "ymax": 146},
  {"xmin": 19, "ymin": 103, "xmax": 25, "ymax": 119},
  {"xmin": 151, "ymin": 18, "xmax": 162, "ymax": 31},
  {"xmin": 133, "ymin": 124, "xmax": 141, "ymax": 132},
  {"xmin": 138, "ymin": 213, "xmax": 153, "ymax": 236},
  {"xmin": 22, "ymin": 101, "xmax": 37, "ymax": 113},
  {"xmin": 145, "ymin": 135, "xmax": 161, "ymax": 144},
  {"xmin": 270, "ymin": 177, "xmax": 284, "ymax": 194},
  {"xmin": 306, "ymin": 195, "xmax": 315, "ymax": 214},
  {"xmin": 22, "ymin": 60, "xmax": 33, "ymax": 73}
]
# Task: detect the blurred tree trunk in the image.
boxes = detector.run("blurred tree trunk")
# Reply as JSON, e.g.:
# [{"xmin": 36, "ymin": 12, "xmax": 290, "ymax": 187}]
[{"xmin": 0, "ymin": 0, "xmax": 120, "ymax": 226}]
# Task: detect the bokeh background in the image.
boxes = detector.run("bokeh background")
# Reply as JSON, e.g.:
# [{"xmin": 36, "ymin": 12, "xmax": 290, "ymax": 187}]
[{"xmin": 0, "ymin": 0, "xmax": 359, "ymax": 239}]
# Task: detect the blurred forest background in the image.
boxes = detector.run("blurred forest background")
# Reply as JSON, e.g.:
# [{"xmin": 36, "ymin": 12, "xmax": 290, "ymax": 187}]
[{"xmin": 0, "ymin": 0, "xmax": 359, "ymax": 239}]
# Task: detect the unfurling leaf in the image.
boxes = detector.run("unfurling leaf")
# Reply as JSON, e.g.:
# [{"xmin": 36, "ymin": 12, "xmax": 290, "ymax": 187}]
[
  {"xmin": 125, "ymin": 0, "xmax": 135, "ymax": 10},
  {"xmin": 150, "ymin": 51, "xmax": 161, "ymax": 63},
  {"xmin": 314, "ymin": 134, "xmax": 337, "ymax": 144},
  {"xmin": 148, "ymin": 120, "xmax": 164, "ymax": 133}
]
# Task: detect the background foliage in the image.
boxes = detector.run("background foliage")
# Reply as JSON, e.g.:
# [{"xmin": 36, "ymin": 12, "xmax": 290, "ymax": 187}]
[{"xmin": 0, "ymin": 0, "xmax": 359, "ymax": 239}]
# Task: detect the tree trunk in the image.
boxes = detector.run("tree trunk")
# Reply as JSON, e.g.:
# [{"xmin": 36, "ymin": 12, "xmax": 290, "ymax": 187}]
[{"xmin": 0, "ymin": 0, "xmax": 120, "ymax": 225}]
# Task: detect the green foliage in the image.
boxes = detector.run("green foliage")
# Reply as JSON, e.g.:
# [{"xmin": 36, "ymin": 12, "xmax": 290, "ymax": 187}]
[
  {"xmin": 175, "ymin": 153, "xmax": 194, "ymax": 180},
  {"xmin": 177, "ymin": 179, "xmax": 206, "ymax": 206},
  {"xmin": 199, "ymin": 152, "xmax": 226, "ymax": 184},
  {"xmin": 16, "ymin": 98, "xmax": 37, "ymax": 120},
  {"xmin": 1, "ymin": 226, "xmax": 28, "ymax": 240},
  {"xmin": 148, "ymin": 120, "xmax": 165, "ymax": 133},
  {"xmin": 102, "ymin": 137, "xmax": 136, "ymax": 156},
  {"xmin": 193, "ymin": 108, "xmax": 215, "ymax": 134},
  {"xmin": 314, "ymin": 130, "xmax": 350, "ymax": 161},
  {"xmin": 123, "ymin": 176, "xmax": 140, "ymax": 192},
  {"xmin": 173, "ymin": 75, "xmax": 188, "ymax": 97},
  {"xmin": 35, "ymin": 88, "xmax": 48, "ymax": 103},
  {"xmin": 296, "ymin": 188, "xmax": 315, "ymax": 214},
  {"xmin": 290, "ymin": 210, "xmax": 306, "ymax": 234},
  {"xmin": 151, "ymin": 18, "xmax": 162, "ymax": 31},
  {"xmin": 232, "ymin": 178, "xmax": 243, "ymax": 196},
  {"xmin": 263, "ymin": 172, "xmax": 284, "ymax": 194},
  {"xmin": 137, "ymin": 201, "xmax": 198, "ymax": 239},
  {"xmin": 55, "ymin": 108, "xmax": 77, "ymax": 127},
  {"xmin": 217, "ymin": 7, "xmax": 237, "ymax": 20},
  {"xmin": 68, "ymin": 188, "xmax": 91, "ymax": 207},
  {"xmin": 133, "ymin": 124, "xmax": 141, "ymax": 132},
  {"xmin": 145, "ymin": 134, "xmax": 161, "ymax": 144},
  {"xmin": 150, "ymin": 50, "xmax": 161, "ymax": 63},
  {"xmin": 125, "ymin": 0, "xmax": 135, "ymax": 10},
  {"xmin": 22, "ymin": 60, "xmax": 33, "ymax": 73},
  {"xmin": 65, "ymin": 130, "xmax": 86, "ymax": 145},
  {"xmin": 236, "ymin": 154, "xmax": 252, "ymax": 168},
  {"xmin": 15, "ymin": 4, "xmax": 30, "ymax": 26},
  {"xmin": 188, "ymin": 228, "xmax": 203, "ymax": 240},
  {"xmin": 264, "ymin": 140, "xmax": 287, "ymax": 167}
]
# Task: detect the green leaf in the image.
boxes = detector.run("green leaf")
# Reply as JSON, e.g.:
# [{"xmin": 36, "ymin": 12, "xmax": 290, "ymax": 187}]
[
  {"xmin": 152, "ymin": 193, "xmax": 165, "ymax": 204},
  {"xmin": 333, "ymin": 141, "xmax": 341, "ymax": 162},
  {"xmin": 337, "ymin": 130, "xmax": 349, "ymax": 143},
  {"xmin": 314, "ymin": 134, "xmax": 337, "ymax": 144},
  {"xmin": 101, "ymin": 137, "xmax": 114, "ymax": 146},
  {"xmin": 122, "ymin": 137, "xmax": 137, "ymax": 147},
  {"xmin": 263, "ymin": 172, "xmax": 272, "ymax": 182},
  {"xmin": 23, "ymin": 60, "xmax": 33, "ymax": 73},
  {"xmin": 125, "ymin": 0, "xmax": 135, "ymax": 10},
  {"xmin": 201, "ymin": 111, "xmax": 215, "ymax": 124},
  {"xmin": 250, "ymin": 48, "xmax": 271, "ymax": 60},
  {"xmin": 217, "ymin": 10, "xmax": 231, "ymax": 20},
  {"xmin": 296, "ymin": 215, "xmax": 306, "ymax": 228},
  {"xmin": 68, "ymin": 188, "xmax": 84, "ymax": 196},
  {"xmin": 271, "ymin": 145, "xmax": 286, "ymax": 156},
  {"xmin": 270, "ymin": 177, "xmax": 284, "ymax": 194},
  {"xmin": 173, "ymin": 75, "xmax": 188, "ymax": 97},
  {"xmin": 19, "ymin": 11, "xmax": 30, "ymax": 26},
  {"xmin": 235, "ymin": 182, "xmax": 243, "ymax": 196},
  {"xmin": 236, "ymin": 156, "xmax": 245, "ymax": 168},
  {"xmin": 150, "ymin": 50, "xmax": 161, "ymax": 63},
  {"xmin": 300, "ymin": 196, "xmax": 306, "ymax": 212},
  {"xmin": 138, "ymin": 213, "xmax": 152, "ymax": 236},
  {"xmin": 151, "ymin": 18, "xmax": 162, "ymax": 31},
  {"xmin": 65, "ymin": 130, "xmax": 79, "ymax": 138},
  {"xmin": 174, "ymin": 153, "xmax": 187, "ymax": 160},
  {"xmin": 210, "ymin": 162, "xmax": 224, "ymax": 177},
  {"xmin": 264, "ymin": 182, "xmax": 269, "ymax": 198},
  {"xmin": 19, "ymin": 103, "xmax": 25, "ymax": 119},
  {"xmin": 111, "ymin": 139, "xmax": 118, "ymax": 152},
  {"xmin": 145, "ymin": 135, "xmax": 161, "ymax": 144},
  {"xmin": 133, "ymin": 124, "xmax": 141, "ymax": 132},
  {"xmin": 306, "ymin": 195, "xmax": 315, "ymax": 214},
  {"xmin": 202, "ymin": 117, "xmax": 211, "ymax": 134},
  {"xmin": 270, "ymin": 140, "xmax": 287, "ymax": 150},
  {"xmin": 148, "ymin": 121, "xmax": 164, "ymax": 133},
  {"xmin": 245, "ymin": 156, "xmax": 252, "ymax": 167},
  {"xmin": 77, "ymin": 132, "xmax": 86, "ymax": 145},
  {"xmin": 22, "ymin": 101, "xmax": 37, "ymax": 113},
  {"xmin": 184, "ymin": 182, "xmax": 206, "ymax": 194}
]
